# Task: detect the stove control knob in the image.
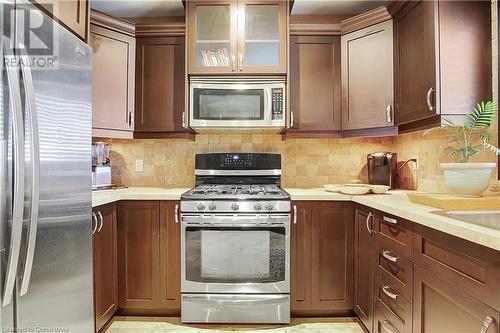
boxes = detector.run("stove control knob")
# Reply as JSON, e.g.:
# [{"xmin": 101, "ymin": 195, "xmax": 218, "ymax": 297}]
[
  {"xmin": 197, "ymin": 203, "xmax": 206, "ymax": 211},
  {"xmin": 231, "ymin": 203, "xmax": 239, "ymax": 211},
  {"xmin": 254, "ymin": 203, "xmax": 262, "ymax": 211},
  {"xmin": 208, "ymin": 203, "xmax": 217, "ymax": 211},
  {"xmin": 265, "ymin": 204, "xmax": 274, "ymax": 211}
]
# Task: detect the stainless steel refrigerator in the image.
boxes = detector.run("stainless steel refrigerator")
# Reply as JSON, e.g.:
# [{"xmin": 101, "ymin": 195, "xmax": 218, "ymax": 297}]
[{"xmin": 1, "ymin": 0, "xmax": 93, "ymax": 332}]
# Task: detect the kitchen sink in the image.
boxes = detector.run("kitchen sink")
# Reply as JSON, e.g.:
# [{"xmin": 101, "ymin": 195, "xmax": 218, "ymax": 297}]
[{"xmin": 432, "ymin": 210, "xmax": 500, "ymax": 230}]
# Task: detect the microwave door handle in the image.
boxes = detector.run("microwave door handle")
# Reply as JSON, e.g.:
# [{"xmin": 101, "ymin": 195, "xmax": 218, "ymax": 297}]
[
  {"xmin": 18, "ymin": 43, "xmax": 40, "ymax": 296},
  {"xmin": 2, "ymin": 37, "xmax": 26, "ymax": 307},
  {"xmin": 264, "ymin": 88, "xmax": 272, "ymax": 121}
]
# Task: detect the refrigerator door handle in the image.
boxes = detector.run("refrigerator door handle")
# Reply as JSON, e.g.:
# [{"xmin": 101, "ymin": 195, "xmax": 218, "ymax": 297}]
[
  {"xmin": 18, "ymin": 44, "xmax": 40, "ymax": 296},
  {"xmin": 2, "ymin": 37, "xmax": 26, "ymax": 306}
]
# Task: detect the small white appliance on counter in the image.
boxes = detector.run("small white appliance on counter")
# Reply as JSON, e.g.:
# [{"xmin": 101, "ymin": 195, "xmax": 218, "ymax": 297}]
[{"xmin": 189, "ymin": 76, "xmax": 286, "ymax": 132}]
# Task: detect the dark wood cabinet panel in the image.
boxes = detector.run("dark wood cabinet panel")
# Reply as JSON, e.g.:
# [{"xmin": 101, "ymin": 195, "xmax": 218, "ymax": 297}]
[
  {"xmin": 135, "ymin": 37, "xmax": 189, "ymax": 137},
  {"xmin": 117, "ymin": 201, "xmax": 161, "ymax": 310},
  {"xmin": 291, "ymin": 201, "xmax": 353, "ymax": 316},
  {"xmin": 341, "ymin": 20, "xmax": 394, "ymax": 131},
  {"xmin": 312, "ymin": 202, "xmax": 354, "ymax": 312},
  {"xmin": 93, "ymin": 203, "xmax": 118, "ymax": 332},
  {"xmin": 354, "ymin": 208, "xmax": 375, "ymax": 331},
  {"xmin": 34, "ymin": 0, "xmax": 89, "ymax": 41},
  {"xmin": 414, "ymin": 265, "xmax": 500, "ymax": 333},
  {"xmin": 90, "ymin": 23, "xmax": 135, "ymax": 138},
  {"xmin": 159, "ymin": 201, "xmax": 181, "ymax": 312},
  {"xmin": 291, "ymin": 201, "xmax": 313, "ymax": 312},
  {"xmin": 395, "ymin": 0, "xmax": 491, "ymax": 130},
  {"xmin": 414, "ymin": 225, "xmax": 500, "ymax": 311},
  {"xmin": 395, "ymin": 0, "xmax": 437, "ymax": 126},
  {"xmin": 288, "ymin": 35, "xmax": 341, "ymax": 137}
]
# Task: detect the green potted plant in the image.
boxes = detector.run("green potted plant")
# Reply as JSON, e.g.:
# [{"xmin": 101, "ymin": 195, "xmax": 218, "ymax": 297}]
[{"xmin": 424, "ymin": 101, "xmax": 499, "ymax": 197}]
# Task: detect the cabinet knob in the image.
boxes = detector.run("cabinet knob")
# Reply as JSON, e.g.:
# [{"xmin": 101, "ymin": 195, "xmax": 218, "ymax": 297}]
[{"xmin": 231, "ymin": 203, "xmax": 239, "ymax": 211}]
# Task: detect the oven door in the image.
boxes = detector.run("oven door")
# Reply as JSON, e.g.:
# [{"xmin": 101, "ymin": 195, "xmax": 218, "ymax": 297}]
[
  {"xmin": 181, "ymin": 214, "xmax": 290, "ymax": 294},
  {"xmin": 189, "ymin": 82, "xmax": 284, "ymax": 129}
]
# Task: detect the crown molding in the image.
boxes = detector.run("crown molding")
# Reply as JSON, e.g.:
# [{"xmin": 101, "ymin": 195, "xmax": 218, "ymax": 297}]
[
  {"xmin": 90, "ymin": 9, "xmax": 135, "ymax": 37},
  {"xmin": 341, "ymin": 6, "xmax": 392, "ymax": 34}
]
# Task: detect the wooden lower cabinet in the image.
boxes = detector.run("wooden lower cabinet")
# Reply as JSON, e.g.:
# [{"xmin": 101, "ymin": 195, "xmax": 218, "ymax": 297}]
[
  {"xmin": 354, "ymin": 207, "xmax": 375, "ymax": 332},
  {"xmin": 117, "ymin": 201, "xmax": 181, "ymax": 315},
  {"xmin": 413, "ymin": 265, "xmax": 500, "ymax": 333},
  {"xmin": 93, "ymin": 203, "xmax": 118, "ymax": 332},
  {"xmin": 291, "ymin": 201, "xmax": 353, "ymax": 316}
]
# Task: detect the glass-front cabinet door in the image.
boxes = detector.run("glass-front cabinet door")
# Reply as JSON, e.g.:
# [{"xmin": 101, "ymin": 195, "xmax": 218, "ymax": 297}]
[
  {"xmin": 238, "ymin": 1, "xmax": 287, "ymax": 73},
  {"xmin": 188, "ymin": 1, "xmax": 238, "ymax": 73},
  {"xmin": 187, "ymin": 0, "xmax": 287, "ymax": 74}
]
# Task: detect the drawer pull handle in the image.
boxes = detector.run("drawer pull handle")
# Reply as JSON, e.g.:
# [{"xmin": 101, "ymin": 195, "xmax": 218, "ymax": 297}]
[
  {"xmin": 382, "ymin": 285, "xmax": 398, "ymax": 300},
  {"xmin": 382, "ymin": 250, "xmax": 399, "ymax": 262},
  {"xmin": 383, "ymin": 216, "xmax": 398, "ymax": 224},
  {"xmin": 481, "ymin": 316, "xmax": 494, "ymax": 333},
  {"xmin": 381, "ymin": 320, "xmax": 400, "ymax": 333},
  {"xmin": 366, "ymin": 212, "xmax": 374, "ymax": 235}
]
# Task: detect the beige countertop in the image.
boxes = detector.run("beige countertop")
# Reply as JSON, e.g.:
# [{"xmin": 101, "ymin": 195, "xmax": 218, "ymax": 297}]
[{"xmin": 92, "ymin": 187, "xmax": 500, "ymax": 252}]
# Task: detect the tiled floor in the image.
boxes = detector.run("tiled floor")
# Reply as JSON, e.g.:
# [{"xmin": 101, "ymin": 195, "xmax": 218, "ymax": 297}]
[{"xmin": 105, "ymin": 317, "xmax": 365, "ymax": 333}]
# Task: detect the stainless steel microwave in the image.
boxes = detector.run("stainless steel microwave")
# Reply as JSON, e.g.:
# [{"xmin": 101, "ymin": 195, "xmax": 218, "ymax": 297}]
[{"xmin": 189, "ymin": 76, "xmax": 286, "ymax": 132}]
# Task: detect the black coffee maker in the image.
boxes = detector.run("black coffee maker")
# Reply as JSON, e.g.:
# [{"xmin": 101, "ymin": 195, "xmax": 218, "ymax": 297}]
[{"xmin": 367, "ymin": 152, "xmax": 397, "ymax": 189}]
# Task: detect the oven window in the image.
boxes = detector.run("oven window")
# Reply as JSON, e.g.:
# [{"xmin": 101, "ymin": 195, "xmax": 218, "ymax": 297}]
[
  {"xmin": 185, "ymin": 227, "xmax": 285, "ymax": 283},
  {"xmin": 193, "ymin": 89, "xmax": 265, "ymax": 120}
]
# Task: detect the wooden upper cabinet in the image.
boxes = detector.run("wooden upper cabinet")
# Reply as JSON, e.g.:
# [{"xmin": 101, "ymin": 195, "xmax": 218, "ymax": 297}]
[
  {"xmin": 187, "ymin": 0, "xmax": 287, "ymax": 74},
  {"xmin": 237, "ymin": 0, "xmax": 287, "ymax": 73},
  {"xmin": 395, "ymin": 1, "xmax": 437, "ymax": 127},
  {"xmin": 395, "ymin": 0, "xmax": 491, "ymax": 130},
  {"xmin": 414, "ymin": 265, "xmax": 500, "ymax": 333},
  {"xmin": 187, "ymin": 1, "xmax": 238, "ymax": 74},
  {"xmin": 34, "ymin": 0, "xmax": 89, "ymax": 41},
  {"xmin": 93, "ymin": 203, "xmax": 118, "ymax": 332},
  {"xmin": 341, "ymin": 20, "xmax": 394, "ymax": 131},
  {"xmin": 135, "ymin": 37, "xmax": 189, "ymax": 138},
  {"xmin": 288, "ymin": 35, "xmax": 341, "ymax": 136},
  {"xmin": 90, "ymin": 20, "xmax": 135, "ymax": 138}
]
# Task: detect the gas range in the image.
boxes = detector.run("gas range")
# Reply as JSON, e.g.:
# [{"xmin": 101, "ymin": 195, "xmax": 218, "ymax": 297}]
[{"xmin": 180, "ymin": 153, "xmax": 291, "ymax": 324}]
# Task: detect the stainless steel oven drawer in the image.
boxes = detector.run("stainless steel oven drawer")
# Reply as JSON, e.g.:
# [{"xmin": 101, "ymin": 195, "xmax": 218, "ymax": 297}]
[{"xmin": 181, "ymin": 294, "xmax": 290, "ymax": 324}]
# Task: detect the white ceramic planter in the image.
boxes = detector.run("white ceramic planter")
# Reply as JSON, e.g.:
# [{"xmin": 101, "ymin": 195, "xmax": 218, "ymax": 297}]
[{"xmin": 440, "ymin": 163, "xmax": 496, "ymax": 197}]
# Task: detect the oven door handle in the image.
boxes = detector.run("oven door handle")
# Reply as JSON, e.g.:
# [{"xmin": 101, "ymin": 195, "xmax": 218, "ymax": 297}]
[
  {"xmin": 183, "ymin": 294, "xmax": 289, "ymax": 305},
  {"xmin": 183, "ymin": 223, "xmax": 286, "ymax": 228}
]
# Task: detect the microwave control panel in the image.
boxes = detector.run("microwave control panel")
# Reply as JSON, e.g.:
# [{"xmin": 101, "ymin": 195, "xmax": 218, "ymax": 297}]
[{"xmin": 271, "ymin": 88, "xmax": 284, "ymax": 120}]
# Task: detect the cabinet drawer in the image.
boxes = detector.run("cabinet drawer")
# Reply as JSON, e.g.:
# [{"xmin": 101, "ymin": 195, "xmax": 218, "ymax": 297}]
[
  {"xmin": 375, "ymin": 239, "xmax": 413, "ymax": 301},
  {"xmin": 374, "ymin": 277, "xmax": 412, "ymax": 333},
  {"xmin": 374, "ymin": 300, "xmax": 411, "ymax": 333},
  {"xmin": 375, "ymin": 213, "xmax": 413, "ymax": 259},
  {"xmin": 414, "ymin": 225, "xmax": 500, "ymax": 311}
]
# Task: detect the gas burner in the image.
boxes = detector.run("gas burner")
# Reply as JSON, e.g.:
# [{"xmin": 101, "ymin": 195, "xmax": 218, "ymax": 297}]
[{"xmin": 182, "ymin": 184, "xmax": 289, "ymax": 201}]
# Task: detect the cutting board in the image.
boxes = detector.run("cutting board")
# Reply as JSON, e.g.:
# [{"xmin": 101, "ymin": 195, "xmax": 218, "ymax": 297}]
[{"xmin": 407, "ymin": 193, "xmax": 500, "ymax": 211}]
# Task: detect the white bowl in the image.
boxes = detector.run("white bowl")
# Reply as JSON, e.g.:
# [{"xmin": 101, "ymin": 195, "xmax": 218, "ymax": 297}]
[
  {"xmin": 440, "ymin": 163, "xmax": 496, "ymax": 197},
  {"xmin": 369, "ymin": 185, "xmax": 391, "ymax": 194},
  {"xmin": 323, "ymin": 184, "xmax": 342, "ymax": 193},
  {"xmin": 339, "ymin": 186, "xmax": 371, "ymax": 195}
]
